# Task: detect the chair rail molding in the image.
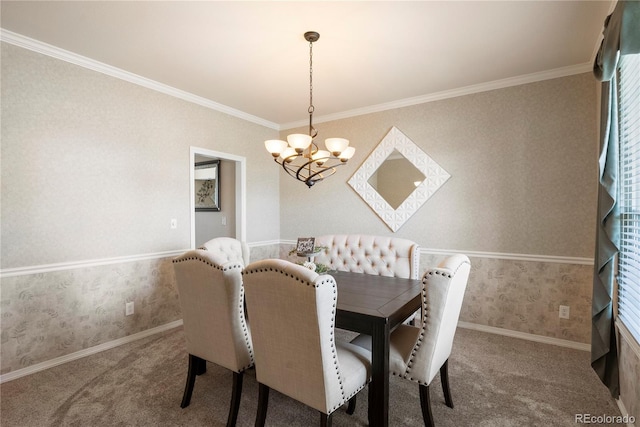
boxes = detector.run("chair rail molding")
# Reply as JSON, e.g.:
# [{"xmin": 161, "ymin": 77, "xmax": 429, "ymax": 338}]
[
  {"xmin": 279, "ymin": 240, "xmax": 593, "ymax": 265},
  {"xmin": 0, "ymin": 249, "xmax": 188, "ymax": 278},
  {"xmin": 1, "ymin": 242, "xmax": 592, "ymax": 278}
]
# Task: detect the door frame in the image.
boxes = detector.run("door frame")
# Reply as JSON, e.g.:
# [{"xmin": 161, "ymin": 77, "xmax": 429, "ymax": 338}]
[{"xmin": 190, "ymin": 146, "xmax": 246, "ymax": 247}]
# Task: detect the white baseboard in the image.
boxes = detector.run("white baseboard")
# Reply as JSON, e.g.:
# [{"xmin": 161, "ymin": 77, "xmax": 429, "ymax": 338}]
[
  {"xmin": 616, "ymin": 398, "xmax": 637, "ymax": 427},
  {"xmin": 1, "ymin": 319, "xmax": 591, "ymax": 385},
  {"xmin": 0, "ymin": 320, "xmax": 183, "ymax": 384},
  {"xmin": 458, "ymin": 321, "xmax": 591, "ymax": 351}
]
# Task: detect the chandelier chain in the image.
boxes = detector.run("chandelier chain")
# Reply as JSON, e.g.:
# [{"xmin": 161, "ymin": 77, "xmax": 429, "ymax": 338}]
[
  {"xmin": 308, "ymin": 38, "xmax": 317, "ymax": 139},
  {"xmin": 309, "ymin": 38, "xmax": 314, "ymax": 114}
]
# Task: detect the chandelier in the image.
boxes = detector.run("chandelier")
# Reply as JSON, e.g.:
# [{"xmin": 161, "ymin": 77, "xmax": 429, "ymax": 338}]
[{"xmin": 264, "ymin": 31, "xmax": 355, "ymax": 188}]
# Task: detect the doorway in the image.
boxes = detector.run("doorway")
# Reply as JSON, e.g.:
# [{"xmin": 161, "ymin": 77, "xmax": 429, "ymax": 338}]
[{"xmin": 190, "ymin": 147, "xmax": 246, "ymax": 248}]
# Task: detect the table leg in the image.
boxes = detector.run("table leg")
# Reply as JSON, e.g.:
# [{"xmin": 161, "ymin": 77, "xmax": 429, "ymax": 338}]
[{"xmin": 370, "ymin": 319, "xmax": 390, "ymax": 427}]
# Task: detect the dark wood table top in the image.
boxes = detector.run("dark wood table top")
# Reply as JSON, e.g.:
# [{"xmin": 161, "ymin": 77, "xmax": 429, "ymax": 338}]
[
  {"xmin": 330, "ymin": 270, "xmax": 422, "ymax": 329},
  {"xmin": 328, "ymin": 270, "xmax": 422, "ymax": 427}
]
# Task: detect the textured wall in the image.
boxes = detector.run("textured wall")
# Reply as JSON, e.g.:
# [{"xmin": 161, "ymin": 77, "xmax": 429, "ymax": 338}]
[
  {"xmin": 421, "ymin": 253, "xmax": 592, "ymax": 343},
  {"xmin": 0, "ymin": 41, "xmax": 605, "ymax": 381},
  {"xmin": 619, "ymin": 328, "xmax": 640, "ymax": 423},
  {"xmin": 0, "ymin": 257, "xmax": 180, "ymax": 375},
  {"xmin": 1, "ymin": 42, "xmax": 280, "ymax": 269},
  {"xmin": 0, "ymin": 42, "xmax": 280, "ymax": 375},
  {"xmin": 279, "ymin": 73, "xmax": 598, "ymax": 259},
  {"xmin": 0, "ymin": 240, "xmax": 597, "ymax": 376}
]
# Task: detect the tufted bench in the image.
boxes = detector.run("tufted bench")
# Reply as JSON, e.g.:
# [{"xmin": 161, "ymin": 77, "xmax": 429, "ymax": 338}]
[{"xmin": 313, "ymin": 234, "xmax": 420, "ymax": 280}]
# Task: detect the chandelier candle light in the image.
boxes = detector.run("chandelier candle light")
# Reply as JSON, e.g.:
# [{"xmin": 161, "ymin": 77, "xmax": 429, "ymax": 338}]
[{"xmin": 264, "ymin": 31, "xmax": 355, "ymax": 188}]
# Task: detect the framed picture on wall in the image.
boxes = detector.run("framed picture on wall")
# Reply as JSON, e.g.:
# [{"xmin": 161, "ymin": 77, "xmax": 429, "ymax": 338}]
[{"xmin": 195, "ymin": 160, "xmax": 220, "ymax": 211}]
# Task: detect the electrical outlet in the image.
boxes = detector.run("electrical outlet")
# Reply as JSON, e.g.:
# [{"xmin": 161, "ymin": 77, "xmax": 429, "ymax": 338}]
[
  {"xmin": 221, "ymin": 215, "xmax": 227, "ymax": 226},
  {"xmin": 559, "ymin": 305, "xmax": 570, "ymax": 319},
  {"xmin": 126, "ymin": 301, "xmax": 134, "ymax": 316},
  {"xmin": 170, "ymin": 218, "xmax": 177, "ymax": 229}
]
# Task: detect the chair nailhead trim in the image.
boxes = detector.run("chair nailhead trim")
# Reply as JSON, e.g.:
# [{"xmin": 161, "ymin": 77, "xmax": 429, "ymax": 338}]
[
  {"xmin": 243, "ymin": 261, "xmax": 375, "ymax": 411},
  {"xmin": 397, "ymin": 260, "xmax": 470, "ymax": 382},
  {"xmin": 174, "ymin": 250, "xmax": 254, "ymax": 368}
]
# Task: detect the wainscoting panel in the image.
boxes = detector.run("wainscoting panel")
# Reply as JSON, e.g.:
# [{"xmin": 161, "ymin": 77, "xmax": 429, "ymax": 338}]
[
  {"xmin": 423, "ymin": 252, "xmax": 592, "ymax": 344},
  {"xmin": 1, "ymin": 241, "xmax": 593, "ymax": 381},
  {"xmin": 0, "ymin": 256, "xmax": 181, "ymax": 376},
  {"xmin": 248, "ymin": 240, "xmax": 280, "ymax": 263}
]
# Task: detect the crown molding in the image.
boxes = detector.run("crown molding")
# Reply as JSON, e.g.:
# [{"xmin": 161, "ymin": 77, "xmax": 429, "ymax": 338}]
[
  {"xmin": 0, "ymin": 29, "xmax": 279, "ymax": 130},
  {"xmin": 2, "ymin": 29, "xmax": 595, "ymax": 134},
  {"xmin": 280, "ymin": 62, "xmax": 593, "ymax": 130}
]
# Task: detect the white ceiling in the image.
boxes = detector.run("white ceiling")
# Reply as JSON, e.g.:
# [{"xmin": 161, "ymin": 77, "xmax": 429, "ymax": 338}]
[{"xmin": 0, "ymin": 1, "xmax": 613, "ymax": 129}]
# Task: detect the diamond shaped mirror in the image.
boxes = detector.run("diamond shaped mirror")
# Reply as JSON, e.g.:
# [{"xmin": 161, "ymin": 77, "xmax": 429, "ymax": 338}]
[
  {"xmin": 348, "ymin": 127, "xmax": 450, "ymax": 232},
  {"xmin": 367, "ymin": 149, "xmax": 426, "ymax": 209}
]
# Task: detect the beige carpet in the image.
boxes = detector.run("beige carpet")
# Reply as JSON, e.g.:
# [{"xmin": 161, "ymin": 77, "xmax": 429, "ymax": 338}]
[{"xmin": 0, "ymin": 327, "xmax": 622, "ymax": 426}]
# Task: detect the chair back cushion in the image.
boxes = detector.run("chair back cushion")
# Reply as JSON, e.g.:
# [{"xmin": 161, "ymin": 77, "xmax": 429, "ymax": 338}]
[
  {"xmin": 242, "ymin": 259, "xmax": 346, "ymax": 414},
  {"xmin": 172, "ymin": 249, "xmax": 253, "ymax": 373},
  {"xmin": 400, "ymin": 254, "xmax": 471, "ymax": 384},
  {"xmin": 200, "ymin": 237, "xmax": 250, "ymax": 267},
  {"xmin": 314, "ymin": 234, "xmax": 420, "ymax": 279}
]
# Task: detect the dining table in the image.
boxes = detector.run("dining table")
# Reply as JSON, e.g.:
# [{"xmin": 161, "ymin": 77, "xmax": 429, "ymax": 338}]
[{"xmin": 331, "ymin": 270, "xmax": 422, "ymax": 427}]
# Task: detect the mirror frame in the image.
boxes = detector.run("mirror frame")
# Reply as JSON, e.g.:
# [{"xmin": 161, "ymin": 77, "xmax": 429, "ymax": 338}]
[
  {"xmin": 194, "ymin": 159, "xmax": 220, "ymax": 212},
  {"xmin": 348, "ymin": 126, "xmax": 450, "ymax": 232}
]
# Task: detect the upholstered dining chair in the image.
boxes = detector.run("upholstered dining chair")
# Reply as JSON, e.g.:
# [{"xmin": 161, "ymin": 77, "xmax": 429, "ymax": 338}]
[
  {"xmin": 242, "ymin": 259, "xmax": 372, "ymax": 427},
  {"xmin": 199, "ymin": 236, "xmax": 250, "ymax": 267},
  {"xmin": 351, "ymin": 254, "xmax": 471, "ymax": 427},
  {"xmin": 172, "ymin": 249, "xmax": 254, "ymax": 427}
]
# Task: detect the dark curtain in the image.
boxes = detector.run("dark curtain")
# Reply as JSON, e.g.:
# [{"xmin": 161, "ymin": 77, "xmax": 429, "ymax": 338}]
[{"xmin": 591, "ymin": 0, "xmax": 640, "ymax": 398}]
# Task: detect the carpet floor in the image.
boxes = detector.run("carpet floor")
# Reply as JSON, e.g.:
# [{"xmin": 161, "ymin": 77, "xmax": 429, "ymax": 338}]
[{"xmin": 0, "ymin": 327, "xmax": 622, "ymax": 426}]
